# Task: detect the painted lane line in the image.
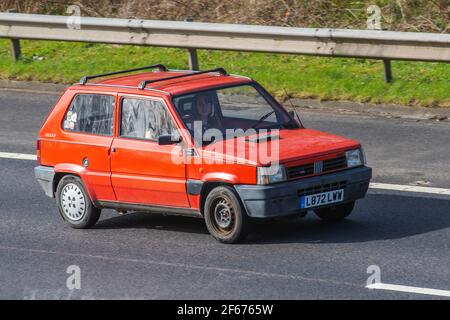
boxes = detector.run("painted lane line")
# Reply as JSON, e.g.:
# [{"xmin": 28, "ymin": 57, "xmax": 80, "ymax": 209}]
[
  {"xmin": 1, "ymin": 151, "xmax": 450, "ymax": 196},
  {"xmin": 0, "ymin": 152, "xmax": 37, "ymax": 161},
  {"xmin": 367, "ymin": 283, "xmax": 450, "ymax": 298},
  {"xmin": 370, "ymin": 182, "xmax": 450, "ymax": 195}
]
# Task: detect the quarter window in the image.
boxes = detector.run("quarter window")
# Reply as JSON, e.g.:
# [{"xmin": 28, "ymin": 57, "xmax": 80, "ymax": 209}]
[
  {"xmin": 63, "ymin": 94, "xmax": 115, "ymax": 136},
  {"xmin": 120, "ymin": 98, "xmax": 177, "ymax": 141}
]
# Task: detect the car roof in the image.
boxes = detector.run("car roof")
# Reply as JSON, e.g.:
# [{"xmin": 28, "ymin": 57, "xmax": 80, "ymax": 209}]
[{"xmin": 77, "ymin": 70, "xmax": 253, "ymax": 96}]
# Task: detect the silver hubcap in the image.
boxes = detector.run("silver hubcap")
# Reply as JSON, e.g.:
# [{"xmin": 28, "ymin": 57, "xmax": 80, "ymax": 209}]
[
  {"xmin": 61, "ymin": 183, "xmax": 86, "ymax": 221},
  {"xmin": 214, "ymin": 200, "xmax": 233, "ymax": 229}
]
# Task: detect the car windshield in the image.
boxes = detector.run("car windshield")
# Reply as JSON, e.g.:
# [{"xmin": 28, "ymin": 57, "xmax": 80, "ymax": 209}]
[{"xmin": 172, "ymin": 84, "xmax": 297, "ymax": 144}]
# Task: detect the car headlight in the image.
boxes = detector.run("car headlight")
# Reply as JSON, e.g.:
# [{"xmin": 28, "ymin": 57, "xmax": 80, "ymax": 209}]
[
  {"xmin": 346, "ymin": 148, "xmax": 366, "ymax": 167},
  {"xmin": 257, "ymin": 165, "xmax": 287, "ymax": 184}
]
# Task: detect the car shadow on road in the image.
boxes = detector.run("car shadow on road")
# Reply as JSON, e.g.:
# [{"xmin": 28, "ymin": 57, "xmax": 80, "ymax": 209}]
[
  {"xmin": 95, "ymin": 193, "xmax": 450, "ymax": 244},
  {"xmin": 248, "ymin": 193, "xmax": 450, "ymax": 244},
  {"xmin": 95, "ymin": 212, "xmax": 210, "ymax": 235}
]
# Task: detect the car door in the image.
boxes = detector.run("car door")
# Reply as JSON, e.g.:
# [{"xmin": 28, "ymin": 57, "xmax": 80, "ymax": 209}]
[{"xmin": 110, "ymin": 95, "xmax": 189, "ymax": 207}]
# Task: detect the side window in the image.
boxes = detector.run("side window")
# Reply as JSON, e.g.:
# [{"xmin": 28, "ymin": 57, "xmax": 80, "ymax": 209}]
[
  {"xmin": 63, "ymin": 94, "xmax": 115, "ymax": 136},
  {"xmin": 120, "ymin": 98, "xmax": 177, "ymax": 141}
]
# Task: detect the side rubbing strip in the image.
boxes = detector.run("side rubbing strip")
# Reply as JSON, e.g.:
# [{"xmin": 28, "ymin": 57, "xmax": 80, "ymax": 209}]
[{"xmin": 187, "ymin": 180, "xmax": 204, "ymax": 195}]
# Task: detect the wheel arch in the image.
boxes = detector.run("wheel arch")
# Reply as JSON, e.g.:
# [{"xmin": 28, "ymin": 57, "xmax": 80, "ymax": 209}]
[
  {"xmin": 199, "ymin": 181, "xmax": 234, "ymax": 216},
  {"xmin": 53, "ymin": 164, "xmax": 97, "ymax": 204}
]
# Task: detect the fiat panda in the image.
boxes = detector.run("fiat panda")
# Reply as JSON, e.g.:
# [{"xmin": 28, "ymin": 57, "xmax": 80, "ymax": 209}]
[{"xmin": 35, "ymin": 64, "xmax": 372, "ymax": 243}]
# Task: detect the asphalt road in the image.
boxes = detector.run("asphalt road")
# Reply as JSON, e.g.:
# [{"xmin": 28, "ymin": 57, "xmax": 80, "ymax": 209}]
[{"xmin": 0, "ymin": 90, "xmax": 449, "ymax": 300}]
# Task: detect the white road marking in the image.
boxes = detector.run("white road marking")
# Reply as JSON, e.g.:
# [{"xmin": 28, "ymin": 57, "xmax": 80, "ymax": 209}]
[
  {"xmin": 367, "ymin": 283, "xmax": 450, "ymax": 298},
  {"xmin": 0, "ymin": 152, "xmax": 37, "ymax": 161},
  {"xmin": 370, "ymin": 182, "xmax": 450, "ymax": 195},
  {"xmin": 1, "ymin": 151, "xmax": 450, "ymax": 196}
]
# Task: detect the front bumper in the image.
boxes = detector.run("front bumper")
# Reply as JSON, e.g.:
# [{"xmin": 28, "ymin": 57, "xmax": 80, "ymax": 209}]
[{"xmin": 235, "ymin": 166, "xmax": 372, "ymax": 218}]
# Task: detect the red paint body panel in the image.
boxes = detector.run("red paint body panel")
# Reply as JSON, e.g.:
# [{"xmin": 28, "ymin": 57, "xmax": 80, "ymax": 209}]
[
  {"xmin": 188, "ymin": 194, "xmax": 201, "ymax": 210},
  {"xmin": 110, "ymin": 137, "xmax": 188, "ymax": 207},
  {"xmin": 198, "ymin": 128, "xmax": 359, "ymax": 167},
  {"xmin": 39, "ymin": 90, "xmax": 116, "ymax": 201}
]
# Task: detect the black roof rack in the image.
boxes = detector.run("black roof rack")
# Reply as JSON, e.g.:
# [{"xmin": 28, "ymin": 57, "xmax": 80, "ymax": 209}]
[
  {"xmin": 138, "ymin": 67, "xmax": 228, "ymax": 90},
  {"xmin": 79, "ymin": 64, "xmax": 168, "ymax": 85}
]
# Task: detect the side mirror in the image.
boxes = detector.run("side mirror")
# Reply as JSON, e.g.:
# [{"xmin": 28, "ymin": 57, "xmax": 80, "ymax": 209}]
[{"xmin": 158, "ymin": 134, "xmax": 182, "ymax": 145}]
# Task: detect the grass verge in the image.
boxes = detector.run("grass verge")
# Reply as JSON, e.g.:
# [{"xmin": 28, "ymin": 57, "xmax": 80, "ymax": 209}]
[{"xmin": 0, "ymin": 40, "xmax": 449, "ymax": 107}]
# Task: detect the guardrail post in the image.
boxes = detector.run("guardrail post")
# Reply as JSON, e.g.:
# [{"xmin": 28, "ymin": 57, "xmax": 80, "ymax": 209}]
[
  {"xmin": 185, "ymin": 18, "xmax": 199, "ymax": 71},
  {"xmin": 383, "ymin": 59, "xmax": 392, "ymax": 83},
  {"xmin": 187, "ymin": 48, "xmax": 199, "ymax": 71},
  {"xmin": 6, "ymin": 9, "xmax": 22, "ymax": 62}
]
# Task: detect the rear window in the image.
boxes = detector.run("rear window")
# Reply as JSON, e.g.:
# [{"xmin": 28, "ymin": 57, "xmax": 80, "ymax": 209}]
[{"xmin": 63, "ymin": 94, "xmax": 115, "ymax": 136}]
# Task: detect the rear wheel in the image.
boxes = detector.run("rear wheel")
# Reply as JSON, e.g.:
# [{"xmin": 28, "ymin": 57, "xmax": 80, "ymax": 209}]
[
  {"xmin": 56, "ymin": 175, "xmax": 101, "ymax": 229},
  {"xmin": 314, "ymin": 201, "xmax": 355, "ymax": 222},
  {"xmin": 204, "ymin": 186, "xmax": 249, "ymax": 244}
]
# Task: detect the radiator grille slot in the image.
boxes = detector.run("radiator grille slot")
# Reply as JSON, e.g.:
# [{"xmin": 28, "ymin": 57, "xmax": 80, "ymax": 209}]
[
  {"xmin": 297, "ymin": 181, "xmax": 347, "ymax": 197},
  {"xmin": 323, "ymin": 156, "xmax": 347, "ymax": 172},
  {"xmin": 287, "ymin": 163, "xmax": 314, "ymax": 179}
]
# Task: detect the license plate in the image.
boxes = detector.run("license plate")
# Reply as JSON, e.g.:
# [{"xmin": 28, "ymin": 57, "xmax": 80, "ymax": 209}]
[{"xmin": 299, "ymin": 189, "xmax": 344, "ymax": 209}]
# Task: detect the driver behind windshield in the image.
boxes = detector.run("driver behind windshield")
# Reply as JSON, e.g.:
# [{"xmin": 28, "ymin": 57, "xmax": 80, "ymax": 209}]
[{"xmin": 191, "ymin": 93, "xmax": 224, "ymax": 133}]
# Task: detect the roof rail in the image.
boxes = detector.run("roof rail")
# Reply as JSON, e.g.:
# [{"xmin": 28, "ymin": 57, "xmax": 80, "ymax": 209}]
[
  {"xmin": 138, "ymin": 67, "xmax": 228, "ymax": 90},
  {"xmin": 79, "ymin": 64, "xmax": 168, "ymax": 85}
]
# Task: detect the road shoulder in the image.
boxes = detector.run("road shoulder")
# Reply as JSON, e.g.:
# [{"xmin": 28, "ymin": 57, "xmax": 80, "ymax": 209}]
[{"xmin": 1, "ymin": 79, "xmax": 449, "ymax": 122}]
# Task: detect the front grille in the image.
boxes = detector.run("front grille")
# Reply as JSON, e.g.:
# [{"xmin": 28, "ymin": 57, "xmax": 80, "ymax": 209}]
[
  {"xmin": 287, "ymin": 163, "xmax": 314, "ymax": 179},
  {"xmin": 287, "ymin": 156, "xmax": 347, "ymax": 180},
  {"xmin": 297, "ymin": 181, "xmax": 347, "ymax": 197},
  {"xmin": 323, "ymin": 156, "xmax": 347, "ymax": 172}
]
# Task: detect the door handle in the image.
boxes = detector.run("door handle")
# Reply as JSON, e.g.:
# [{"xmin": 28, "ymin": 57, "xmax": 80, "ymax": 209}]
[{"xmin": 111, "ymin": 147, "xmax": 117, "ymax": 153}]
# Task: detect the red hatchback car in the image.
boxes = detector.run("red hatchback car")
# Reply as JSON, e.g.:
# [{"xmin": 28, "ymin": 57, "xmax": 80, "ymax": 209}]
[{"xmin": 35, "ymin": 64, "xmax": 371, "ymax": 243}]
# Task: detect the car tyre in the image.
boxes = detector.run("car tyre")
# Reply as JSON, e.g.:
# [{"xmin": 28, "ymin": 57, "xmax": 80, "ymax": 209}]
[
  {"xmin": 314, "ymin": 201, "xmax": 355, "ymax": 222},
  {"xmin": 56, "ymin": 175, "xmax": 101, "ymax": 229},
  {"xmin": 204, "ymin": 186, "xmax": 249, "ymax": 244}
]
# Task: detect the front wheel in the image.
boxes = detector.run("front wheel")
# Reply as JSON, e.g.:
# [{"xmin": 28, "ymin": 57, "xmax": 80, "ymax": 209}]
[
  {"xmin": 314, "ymin": 201, "xmax": 355, "ymax": 222},
  {"xmin": 204, "ymin": 186, "xmax": 249, "ymax": 244},
  {"xmin": 56, "ymin": 175, "xmax": 101, "ymax": 229}
]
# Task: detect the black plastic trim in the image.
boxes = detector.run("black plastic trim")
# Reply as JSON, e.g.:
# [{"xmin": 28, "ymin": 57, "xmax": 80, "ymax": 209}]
[
  {"xmin": 79, "ymin": 64, "xmax": 168, "ymax": 85},
  {"xmin": 97, "ymin": 200, "xmax": 201, "ymax": 218},
  {"xmin": 138, "ymin": 68, "xmax": 228, "ymax": 90},
  {"xmin": 186, "ymin": 179, "xmax": 204, "ymax": 195},
  {"xmin": 34, "ymin": 166, "xmax": 55, "ymax": 198},
  {"xmin": 235, "ymin": 166, "xmax": 372, "ymax": 218}
]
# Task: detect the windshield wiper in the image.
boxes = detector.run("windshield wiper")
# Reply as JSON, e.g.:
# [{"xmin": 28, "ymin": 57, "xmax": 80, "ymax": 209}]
[{"xmin": 250, "ymin": 111, "xmax": 275, "ymax": 129}]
